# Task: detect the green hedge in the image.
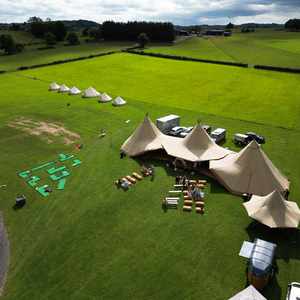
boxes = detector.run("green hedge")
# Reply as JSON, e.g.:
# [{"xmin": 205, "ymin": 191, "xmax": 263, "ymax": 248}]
[
  {"xmin": 17, "ymin": 51, "xmax": 118, "ymax": 71},
  {"xmin": 254, "ymin": 65, "xmax": 300, "ymax": 74},
  {"xmin": 124, "ymin": 50, "xmax": 249, "ymax": 68}
]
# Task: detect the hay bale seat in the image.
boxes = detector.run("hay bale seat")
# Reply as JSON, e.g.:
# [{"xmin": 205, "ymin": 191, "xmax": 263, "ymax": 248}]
[
  {"xmin": 195, "ymin": 201, "xmax": 205, "ymax": 208},
  {"xmin": 196, "ymin": 207, "xmax": 205, "ymax": 214},
  {"xmin": 183, "ymin": 205, "xmax": 192, "ymax": 212},
  {"xmin": 126, "ymin": 176, "xmax": 136, "ymax": 184},
  {"xmin": 132, "ymin": 172, "xmax": 143, "ymax": 180},
  {"xmin": 184, "ymin": 200, "xmax": 193, "ymax": 206}
]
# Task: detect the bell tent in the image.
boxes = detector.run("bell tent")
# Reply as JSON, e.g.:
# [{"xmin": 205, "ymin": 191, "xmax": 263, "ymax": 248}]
[
  {"xmin": 58, "ymin": 84, "xmax": 70, "ymax": 93},
  {"xmin": 69, "ymin": 86, "xmax": 81, "ymax": 95},
  {"xmin": 100, "ymin": 93, "xmax": 112, "ymax": 103},
  {"xmin": 49, "ymin": 82, "xmax": 60, "ymax": 91},
  {"xmin": 112, "ymin": 96, "xmax": 126, "ymax": 106},
  {"xmin": 82, "ymin": 87, "xmax": 100, "ymax": 98}
]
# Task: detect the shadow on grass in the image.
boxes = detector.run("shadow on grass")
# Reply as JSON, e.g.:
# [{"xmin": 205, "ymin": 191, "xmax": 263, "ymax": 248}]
[{"xmin": 245, "ymin": 221, "xmax": 300, "ymax": 300}]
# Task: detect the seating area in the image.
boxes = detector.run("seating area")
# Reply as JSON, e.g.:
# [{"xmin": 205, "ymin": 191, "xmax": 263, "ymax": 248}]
[
  {"xmin": 115, "ymin": 171, "xmax": 144, "ymax": 191},
  {"xmin": 162, "ymin": 177, "xmax": 207, "ymax": 214}
]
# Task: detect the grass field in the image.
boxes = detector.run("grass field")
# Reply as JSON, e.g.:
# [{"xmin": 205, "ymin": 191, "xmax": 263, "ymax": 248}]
[
  {"xmin": 0, "ymin": 41, "xmax": 133, "ymax": 71},
  {"xmin": 146, "ymin": 29, "xmax": 300, "ymax": 68},
  {"xmin": 0, "ymin": 53, "xmax": 300, "ymax": 300}
]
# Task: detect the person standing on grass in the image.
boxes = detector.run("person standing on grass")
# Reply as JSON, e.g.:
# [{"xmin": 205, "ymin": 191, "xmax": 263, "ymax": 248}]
[{"xmin": 150, "ymin": 165, "xmax": 155, "ymax": 181}]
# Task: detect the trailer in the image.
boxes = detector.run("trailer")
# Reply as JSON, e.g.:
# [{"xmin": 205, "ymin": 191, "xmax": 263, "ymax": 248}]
[{"xmin": 156, "ymin": 115, "xmax": 180, "ymax": 134}]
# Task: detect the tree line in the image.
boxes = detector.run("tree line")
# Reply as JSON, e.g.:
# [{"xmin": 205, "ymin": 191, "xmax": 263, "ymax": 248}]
[{"xmin": 102, "ymin": 21, "xmax": 175, "ymax": 42}]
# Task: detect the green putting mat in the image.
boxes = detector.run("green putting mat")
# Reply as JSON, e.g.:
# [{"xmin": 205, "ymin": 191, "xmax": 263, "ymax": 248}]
[
  {"xmin": 72, "ymin": 159, "xmax": 82, "ymax": 167},
  {"xmin": 18, "ymin": 170, "xmax": 30, "ymax": 178},
  {"xmin": 59, "ymin": 153, "xmax": 74, "ymax": 162},
  {"xmin": 47, "ymin": 166, "xmax": 66, "ymax": 175},
  {"xmin": 31, "ymin": 161, "xmax": 55, "ymax": 172},
  {"xmin": 57, "ymin": 179, "xmax": 66, "ymax": 190},
  {"xmin": 36, "ymin": 185, "xmax": 50, "ymax": 197}
]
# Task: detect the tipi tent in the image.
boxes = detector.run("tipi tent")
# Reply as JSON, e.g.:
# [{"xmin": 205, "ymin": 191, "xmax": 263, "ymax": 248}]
[
  {"xmin": 112, "ymin": 96, "xmax": 126, "ymax": 106},
  {"xmin": 228, "ymin": 285, "xmax": 266, "ymax": 300},
  {"xmin": 69, "ymin": 86, "xmax": 81, "ymax": 95},
  {"xmin": 59, "ymin": 84, "xmax": 70, "ymax": 93},
  {"xmin": 99, "ymin": 93, "xmax": 112, "ymax": 103},
  {"xmin": 163, "ymin": 125, "xmax": 232, "ymax": 162},
  {"xmin": 210, "ymin": 141, "xmax": 289, "ymax": 196},
  {"xmin": 121, "ymin": 116, "xmax": 163, "ymax": 156},
  {"xmin": 82, "ymin": 87, "xmax": 100, "ymax": 98},
  {"xmin": 243, "ymin": 190, "xmax": 300, "ymax": 228},
  {"xmin": 49, "ymin": 82, "xmax": 60, "ymax": 91}
]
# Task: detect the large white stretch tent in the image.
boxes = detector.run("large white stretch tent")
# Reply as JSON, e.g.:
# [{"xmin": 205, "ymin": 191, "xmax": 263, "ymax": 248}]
[
  {"xmin": 243, "ymin": 190, "xmax": 300, "ymax": 228},
  {"xmin": 121, "ymin": 116, "xmax": 232, "ymax": 162},
  {"xmin": 210, "ymin": 141, "xmax": 290, "ymax": 196}
]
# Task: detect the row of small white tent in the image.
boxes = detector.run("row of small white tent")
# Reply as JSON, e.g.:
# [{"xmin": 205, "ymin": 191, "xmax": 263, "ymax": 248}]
[{"xmin": 49, "ymin": 82, "xmax": 126, "ymax": 106}]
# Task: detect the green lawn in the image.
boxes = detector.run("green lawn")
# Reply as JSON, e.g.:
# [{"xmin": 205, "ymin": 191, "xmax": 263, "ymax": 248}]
[
  {"xmin": 146, "ymin": 29, "xmax": 300, "ymax": 68},
  {"xmin": 0, "ymin": 53, "xmax": 300, "ymax": 300},
  {"xmin": 0, "ymin": 41, "xmax": 133, "ymax": 71}
]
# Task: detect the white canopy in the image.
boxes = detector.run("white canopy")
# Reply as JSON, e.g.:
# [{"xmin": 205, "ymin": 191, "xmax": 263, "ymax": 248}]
[
  {"xmin": 113, "ymin": 96, "xmax": 126, "ymax": 106},
  {"xmin": 121, "ymin": 116, "xmax": 233, "ymax": 162},
  {"xmin": 82, "ymin": 87, "xmax": 100, "ymax": 98},
  {"xmin": 69, "ymin": 86, "xmax": 81, "ymax": 95},
  {"xmin": 229, "ymin": 285, "xmax": 266, "ymax": 300},
  {"xmin": 210, "ymin": 141, "xmax": 289, "ymax": 196},
  {"xmin": 49, "ymin": 82, "xmax": 60, "ymax": 91},
  {"xmin": 59, "ymin": 84, "xmax": 70, "ymax": 93},
  {"xmin": 243, "ymin": 190, "xmax": 300, "ymax": 228},
  {"xmin": 100, "ymin": 93, "xmax": 112, "ymax": 103}
]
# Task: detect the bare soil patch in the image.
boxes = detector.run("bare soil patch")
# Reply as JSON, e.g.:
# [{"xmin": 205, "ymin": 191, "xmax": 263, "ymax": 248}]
[{"xmin": 8, "ymin": 118, "xmax": 80, "ymax": 145}]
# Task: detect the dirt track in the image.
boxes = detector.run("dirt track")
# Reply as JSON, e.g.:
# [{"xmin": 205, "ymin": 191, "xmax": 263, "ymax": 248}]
[{"xmin": 0, "ymin": 213, "xmax": 9, "ymax": 296}]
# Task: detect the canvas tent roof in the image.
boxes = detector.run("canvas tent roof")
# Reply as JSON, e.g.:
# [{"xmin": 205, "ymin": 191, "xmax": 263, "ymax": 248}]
[
  {"xmin": 49, "ymin": 82, "xmax": 60, "ymax": 91},
  {"xmin": 82, "ymin": 87, "xmax": 100, "ymax": 98},
  {"xmin": 243, "ymin": 190, "xmax": 300, "ymax": 228},
  {"xmin": 113, "ymin": 96, "xmax": 126, "ymax": 106},
  {"xmin": 100, "ymin": 93, "xmax": 112, "ymax": 102},
  {"xmin": 121, "ymin": 116, "xmax": 233, "ymax": 161},
  {"xmin": 59, "ymin": 84, "xmax": 70, "ymax": 93},
  {"xmin": 228, "ymin": 285, "xmax": 266, "ymax": 300},
  {"xmin": 69, "ymin": 86, "xmax": 81, "ymax": 95},
  {"xmin": 121, "ymin": 116, "xmax": 163, "ymax": 156},
  {"xmin": 163, "ymin": 125, "xmax": 232, "ymax": 162},
  {"xmin": 210, "ymin": 141, "xmax": 289, "ymax": 196}
]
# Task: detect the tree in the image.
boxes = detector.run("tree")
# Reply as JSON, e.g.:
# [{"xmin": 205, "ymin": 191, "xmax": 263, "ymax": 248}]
[
  {"xmin": 0, "ymin": 34, "xmax": 23, "ymax": 54},
  {"xmin": 66, "ymin": 32, "xmax": 80, "ymax": 45},
  {"xmin": 82, "ymin": 28, "xmax": 89, "ymax": 37},
  {"xmin": 50, "ymin": 21, "xmax": 67, "ymax": 41},
  {"xmin": 285, "ymin": 19, "xmax": 300, "ymax": 31},
  {"xmin": 137, "ymin": 32, "xmax": 149, "ymax": 48},
  {"xmin": 44, "ymin": 32, "xmax": 56, "ymax": 46},
  {"xmin": 27, "ymin": 16, "xmax": 43, "ymax": 23},
  {"xmin": 89, "ymin": 27, "xmax": 102, "ymax": 41},
  {"xmin": 226, "ymin": 22, "xmax": 234, "ymax": 30}
]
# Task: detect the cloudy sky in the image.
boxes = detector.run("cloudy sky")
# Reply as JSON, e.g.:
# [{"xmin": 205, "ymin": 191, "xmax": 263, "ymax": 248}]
[{"xmin": 1, "ymin": 0, "xmax": 300, "ymax": 25}]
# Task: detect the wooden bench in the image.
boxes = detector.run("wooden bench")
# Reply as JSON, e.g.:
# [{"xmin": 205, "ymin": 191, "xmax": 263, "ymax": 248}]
[
  {"xmin": 132, "ymin": 172, "xmax": 143, "ymax": 180},
  {"xmin": 174, "ymin": 184, "xmax": 183, "ymax": 189},
  {"xmin": 198, "ymin": 180, "xmax": 207, "ymax": 185},
  {"xmin": 183, "ymin": 206, "xmax": 192, "ymax": 212},
  {"xmin": 168, "ymin": 190, "xmax": 182, "ymax": 195}
]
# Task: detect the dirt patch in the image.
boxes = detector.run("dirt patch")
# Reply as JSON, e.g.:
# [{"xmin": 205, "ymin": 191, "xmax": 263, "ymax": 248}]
[{"xmin": 8, "ymin": 118, "xmax": 81, "ymax": 145}]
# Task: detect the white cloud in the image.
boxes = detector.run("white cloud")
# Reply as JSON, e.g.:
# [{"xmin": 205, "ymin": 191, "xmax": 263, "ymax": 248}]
[{"xmin": 0, "ymin": 0, "xmax": 299, "ymax": 24}]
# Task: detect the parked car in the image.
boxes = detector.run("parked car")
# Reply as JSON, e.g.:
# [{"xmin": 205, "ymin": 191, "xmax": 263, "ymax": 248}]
[
  {"xmin": 233, "ymin": 133, "xmax": 250, "ymax": 146},
  {"xmin": 245, "ymin": 132, "xmax": 265, "ymax": 144},
  {"xmin": 211, "ymin": 128, "xmax": 226, "ymax": 144},
  {"xmin": 180, "ymin": 127, "xmax": 194, "ymax": 138},
  {"xmin": 169, "ymin": 126, "xmax": 187, "ymax": 137},
  {"xmin": 201, "ymin": 125, "xmax": 211, "ymax": 134},
  {"xmin": 286, "ymin": 282, "xmax": 300, "ymax": 300}
]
